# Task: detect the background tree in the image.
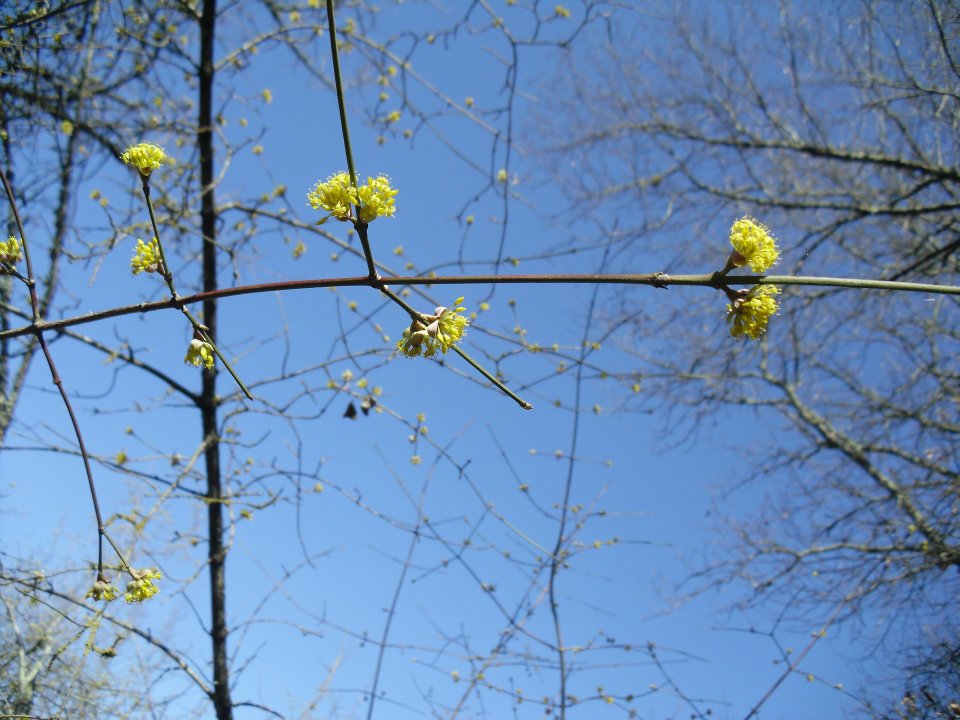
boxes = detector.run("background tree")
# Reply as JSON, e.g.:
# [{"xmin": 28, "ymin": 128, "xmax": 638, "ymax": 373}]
[{"xmin": 537, "ymin": 0, "xmax": 960, "ymax": 714}]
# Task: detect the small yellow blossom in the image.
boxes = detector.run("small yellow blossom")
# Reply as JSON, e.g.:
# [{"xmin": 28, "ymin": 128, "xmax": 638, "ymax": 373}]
[
  {"xmin": 262, "ymin": 88, "xmax": 273, "ymax": 103},
  {"xmin": 252, "ymin": 144, "xmax": 263, "ymax": 155},
  {"xmin": 115, "ymin": 451, "xmax": 128, "ymax": 465},
  {"xmin": 379, "ymin": 91, "xmax": 389, "ymax": 101},
  {"xmin": 465, "ymin": 96, "xmax": 474, "ymax": 107},
  {"xmin": 60, "ymin": 119, "xmax": 74, "ymax": 136},
  {"xmin": 307, "ymin": 172, "xmax": 355, "ymax": 222},
  {"xmin": 342, "ymin": 369, "xmax": 354, "ymax": 381},
  {"xmin": 86, "ymin": 576, "xmax": 118, "ymax": 602},
  {"xmin": 396, "ymin": 297, "xmax": 469, "ymax": 358},
  {"xmin": 0, "ymin": 236, "xmax": 23, "ymax": 266},
  {"xmin": 727, "ymin": 285, "xmax": 780, "ymax": 340},
  {"xmin": 120, "ymin": 142, "xmax": 170, "ymax": 176},
  {"xmin": 314, "ymin": 482, "xmax": 324, "ymax": 492},
  {"xmin": 131, "ymin": 237, "xmax": 162, "ymax": 275},
  {"xmin": 240, "ymin": 509, "xmax": 253, "ymax": 520},
  {"xmin": 288, "ymin": 10, "xmax": 300, "ymax": 23},
  {"xmin": 729, "ymin": 216, "xmax": 779, "ymax": 272},
  {"xmin": 465, "ymin": 215, "xmax": 474, "ymax": 225},
  {"xmin": 308, "ymin": 173, "xmax": 397, "ymax": 225},
  {"xmin": 555, "ymin": 5, "xmax": 571, "ymax": 18},
  {"xmin": 124, "ymin": 568, "xmax": 162, "ymax": 603},
  {"xmin": 386, "ymin": 110, "xmax": 401, "ymax": 123},
  {"xmin": 292, "ymin": 241, "xmax": 307, "ymax": 259},
  {"xmin": 410, "ymin": 455, "xmax": 422, "ymax": 465},
  {"xmin": 185, "ymin": 338, "xmax": 215, "ymax": 369},
  {"xmin": 387, "ymin": 65, "xmax": 397, "ymax": 76},
  {"xmin": 393, "ymin": 245, "xmax": 404, "ymax": 255},
  {"xmin": 497, "ymin": 168, "xmax": 508, "ymax": 183},
  {"xmin": 342, "ymin": 18, "xmax": 356, "ymax": 35},
  {"xmin": 355, "ymin": 175, "xmax": 398, "ymax": 223}
]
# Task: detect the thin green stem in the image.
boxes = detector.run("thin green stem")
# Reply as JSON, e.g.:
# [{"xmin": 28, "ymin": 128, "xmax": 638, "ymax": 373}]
[
  {"xmin": 453, "ymin": 345, "xmax": 533, "ymax": 410},
  {"xmin": 137, "ymin": 178, "xmax": 253, "ymax": 401},
  {"xmin": 326, "ymin": 0, "xmax": 358, "ymax": 187}
]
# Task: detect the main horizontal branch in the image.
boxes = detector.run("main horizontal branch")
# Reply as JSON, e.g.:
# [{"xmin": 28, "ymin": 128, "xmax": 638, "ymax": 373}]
[{"xmin": 2, "ymin": 272, "xmax": 956, "ymax": 340}]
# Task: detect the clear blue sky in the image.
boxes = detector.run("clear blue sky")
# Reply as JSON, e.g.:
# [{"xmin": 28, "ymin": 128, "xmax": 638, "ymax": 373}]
[{"xmin": 1, "ymin": 2, "xmax": 890, "ymax": 718}]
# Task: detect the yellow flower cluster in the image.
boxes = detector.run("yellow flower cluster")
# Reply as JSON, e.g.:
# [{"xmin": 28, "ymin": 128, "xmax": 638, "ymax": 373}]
[
  {"xmin": 0, "ymin": 236, "xmax": 22, "ymax": 266},
  {"xmin": 131, "ymin": 237, "xmax": 162, "ymax": 275},
  {"xmin": 86, "ymin": 577, "xmax": 119, "ymax": 602},
  {"xmin": 729, "ymin": 216, "xmax": 779, "ymax": 272},
  {"xmin": 124, "ymin": 568, "xmax": 162, "ymax": 603},
  {"xmin": 307, "ymin": 172, "xmax": 397, "ymax": 225},
  {"xmin": 397, "ymin": 297, "xmax": 469, "ymax": 358},
  {"xmin": 120, "ymin": 142, "xmax": 171, "ymax": 176},
  {"xmin": 727, "ymin": 285, "xmax": 780, "ymax": 340},
  {"xmin": 356, "ymin": 175, "xmax": 398, "ymax": 223},
  {"xmin": 185, "ymin": 338, "xmax": 215, "ymax": 369}
]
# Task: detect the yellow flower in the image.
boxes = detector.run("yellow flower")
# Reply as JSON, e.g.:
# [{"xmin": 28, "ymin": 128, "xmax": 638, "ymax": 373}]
[
  {"xmin": 185, "ymin": 338, "xmax": 215, "ymax": 369},
  {"xmin": 60, "ymin": 119, "xmax": 74, "ymax": 136},
  {"xmin": 729, "ymin": 217, "xmax": 779, "ymax": 272},
  {"xmin": 355, "ymin": 175, "xmax": 398, "ymax": 223},
  {"xmin": 727, "ymin": 285, "xmax": 780, "ymax": 340},
  {"xmin": 120, "ymin": 142, "xmax": 170, "ymax": 176},
  {"xmin": 124, "ymin": 568, "xmax": 162, "ymax": 603},
  {"xmin": 385, "ymin": 110, "xmax": 401, "ymax": 123},
  {"xmin": 0, "ymin": 236, "xmax": 23, "ymax": 266},
  {"xmin": 262, "ymin": 88, "xmax": 273, "ymax": 103},
  {"xmin": 130, "ymin": 237, "xmax": 162, "ymax": 275},
  {"xmin": 555, "ymin": 5, "xmax": 571, "ymax": 18},
  {"xmin": 497, "ymin": 168, "xmax": 508, "ymax": 183},
  {"xmin": 396, "ymin": 297, "xmax": 469, "ymax": 358},
  {"xmin": 307, "ymin": 172, "xmax": 356, "ymax": 223},
  {"xmin": 307, "ymin": 172, "xmax": 395, "ymax": 224},
  {"xmin": 86, "ymin": 577, "xmax": 118, "ymax": 602}
]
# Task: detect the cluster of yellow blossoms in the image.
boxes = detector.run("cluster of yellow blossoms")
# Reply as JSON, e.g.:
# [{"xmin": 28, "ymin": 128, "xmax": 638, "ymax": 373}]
[
  {"xmin": 120, "ymin": 142, "xmax": 171, "ymax": 176},
  {"xmin": 86, "ymin": 567, "xmax": 162, "ymax": 604},
  {"xmin": 185, "ymin": 338, "xmax": 215, "ymax": 369},
  {"xmin": 727, "ymin": 285, "xmax": 780, "ymax": 339},
  {"xmin": 723, "ymin": 217, "xmax": 781, "ymax": 340},
  {"xmin": 729, "ymin": 216, "xmax": 779, "ymax": 273},
  {"xmin": 130, "ymin": 237, "xmax": 163, "ymax": 275},
  {"xmin": 307, "ymin": 172, "xmax": 397, "ymax": 225},
  {"xmin": 397, "ymin": 297, "xmax": 469, "ymax": 358},
  {"xmin": 0, "ymin": 236, "xmax": 22, "ymax": 267},
  {"xmin": 124, "ymin": 568, "xmax": 162, "ymax": 603}
]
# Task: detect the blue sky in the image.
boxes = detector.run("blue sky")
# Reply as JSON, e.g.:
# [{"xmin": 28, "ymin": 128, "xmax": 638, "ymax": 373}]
[{"xmin": 0, "ymin": 2, "xmax": 904, "ymax": 718}]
